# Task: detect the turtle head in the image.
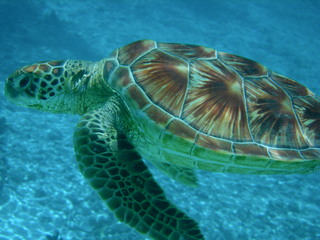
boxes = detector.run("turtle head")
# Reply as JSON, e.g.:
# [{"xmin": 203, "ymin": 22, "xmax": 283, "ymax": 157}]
[
  {"xmin": 5, "ymin": 60, "xmax": 112, "ymax": 114},
  {"xmin": 5, "ymin": 60, "xmax": 68, "ymax": 109}
]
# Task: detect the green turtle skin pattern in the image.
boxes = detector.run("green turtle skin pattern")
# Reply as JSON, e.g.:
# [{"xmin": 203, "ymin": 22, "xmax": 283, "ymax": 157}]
[
  {"xmin": 74, "ymin": 99, "xmax": 203, "ymax": 240},
  {"xmin": 4, "ymin": 40, "xmax": 320, "ymax": 240}
]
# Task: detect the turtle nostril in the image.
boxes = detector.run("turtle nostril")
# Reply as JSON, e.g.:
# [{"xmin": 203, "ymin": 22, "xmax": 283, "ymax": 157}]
[
  {"xmin": 19, "ymin": 76, "xmax": 30, "ymax": 88},
  {"xmin": 6, "ymin": 78, "xmax": 14, "ymax": 86}
]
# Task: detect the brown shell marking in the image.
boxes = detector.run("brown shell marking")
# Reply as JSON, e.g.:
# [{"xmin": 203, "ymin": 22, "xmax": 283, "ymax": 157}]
[
  {"xmin": 195, "ymin": 133, "xmax": 232, "ymax": 153},
  {"xmin": 108, "ymin": 67, "xmax": 134, "ymax": 92},
  {"xmin": 218, "ymin": 52, "xmax": 267, "ymax": 77},
  {"xmin": 131, "ymin": 50, "xmax": 188, "ymax": 116},
  {"xmin": 268, "ymin": 148, "xmax": 302, "ymax": 161},
  {"xmin": 126, "ymin": 85, "xmax": 150, "ymax": 109},
  {"xmin": 143, "ymin": 105, "xmax": 173, "ymax": 142},
  {"xmin": 112, "ymin": 40, "xmax": 320, "ymax": 163},
  {"xmin": 293, "ymin": 96, "xmax": 320, "ymax": 147},
  {"xmin": 161, "ymin": 119, "xmax": 198, "ymax": 158},
  {"xmin": 300, "ymin": 148, "xmax": 320, "ymax": 160},
  {"xmin": 183, "ymin": 59, "xmax": 251, "ymax": 141},
  {"xmin": 144, "ymin": 105, "xmax": 172, "ymax": 127},
  {"xmin": 158, "ymin": 42, "xmax": 216, "ymax": 59},
  {"xmin": 118, "ymin": 40, "xmax": 156, "ymax": 66},
  {"xmin": 245, "ymin": 77, "xmax": 308, "ymax": 148},
  {"xmin": 166, "ymin": 119, "xmax": 197, "ymax": 141},
  {"xmin": 103, "ymin": 59, "xmax": 118, "ymax": 84},
  {"xmin": 233, "ymin": 143, "xmax": 269, "ymax": 158},
  {"xmin": 270, "ymin": 71, "xmax": 314, "ymax": 97}
]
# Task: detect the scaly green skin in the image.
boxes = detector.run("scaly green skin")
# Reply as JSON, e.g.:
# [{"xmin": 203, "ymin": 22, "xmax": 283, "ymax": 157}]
[
  {"xmin": 5, "ymin": 59, "xmax": 205, "ymax": 240},
  {"xmin": 5, "ymin": 59, "xmax": 112, "ymax": 114}
]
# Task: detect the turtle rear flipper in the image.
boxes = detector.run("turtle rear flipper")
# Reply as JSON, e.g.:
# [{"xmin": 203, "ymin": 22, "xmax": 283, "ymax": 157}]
[{"xmin": 73, "ymin": 103, "xmax": 204, "ymax": 240}]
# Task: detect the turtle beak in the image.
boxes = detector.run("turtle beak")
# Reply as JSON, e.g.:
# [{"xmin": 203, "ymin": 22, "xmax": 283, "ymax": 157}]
[
  {"xmin": 5, "ymin": 76, "xmax": 21, "ymax": 102},
  {"xmin": 4, "ymin": 73, "xmax": 33, "ymax": 106}
]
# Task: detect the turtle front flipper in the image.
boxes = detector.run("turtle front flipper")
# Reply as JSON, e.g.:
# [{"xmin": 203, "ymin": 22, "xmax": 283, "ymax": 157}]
[{"xmin": 73, "ymin": 105, "xmax": 204, "ymax": 240}]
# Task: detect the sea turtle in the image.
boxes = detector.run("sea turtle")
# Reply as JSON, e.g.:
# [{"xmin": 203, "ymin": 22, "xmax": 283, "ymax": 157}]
[{"xmin": 4, "ymin": 40, "xmax": 320, "ymax": 240}]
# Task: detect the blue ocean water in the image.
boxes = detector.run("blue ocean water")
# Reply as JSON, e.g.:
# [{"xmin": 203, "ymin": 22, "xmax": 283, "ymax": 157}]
[{"xmin": 0, "ymin": 0, "xmax": 319, "ymax": 240}]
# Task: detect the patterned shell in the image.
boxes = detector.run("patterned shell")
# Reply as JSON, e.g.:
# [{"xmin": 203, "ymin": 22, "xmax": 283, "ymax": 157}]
[{"xmin": 104, "ymin": 40, "xmax": 320, "ymax": 167}]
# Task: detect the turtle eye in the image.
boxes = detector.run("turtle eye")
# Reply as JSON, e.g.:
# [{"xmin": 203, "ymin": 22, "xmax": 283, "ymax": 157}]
[
  {"xmin": 18, "ymin": 76, "xmax": 30, "ymax": 88},
  {"xmin": 8, "ymin": 73, "xmax": 32, "ymax": 90}
]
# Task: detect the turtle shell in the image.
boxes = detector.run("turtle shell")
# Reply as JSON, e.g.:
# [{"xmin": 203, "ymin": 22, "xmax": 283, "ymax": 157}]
[{"xmin": 105, "ymin": 40, "xmax": 320, "ymax": 174}]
